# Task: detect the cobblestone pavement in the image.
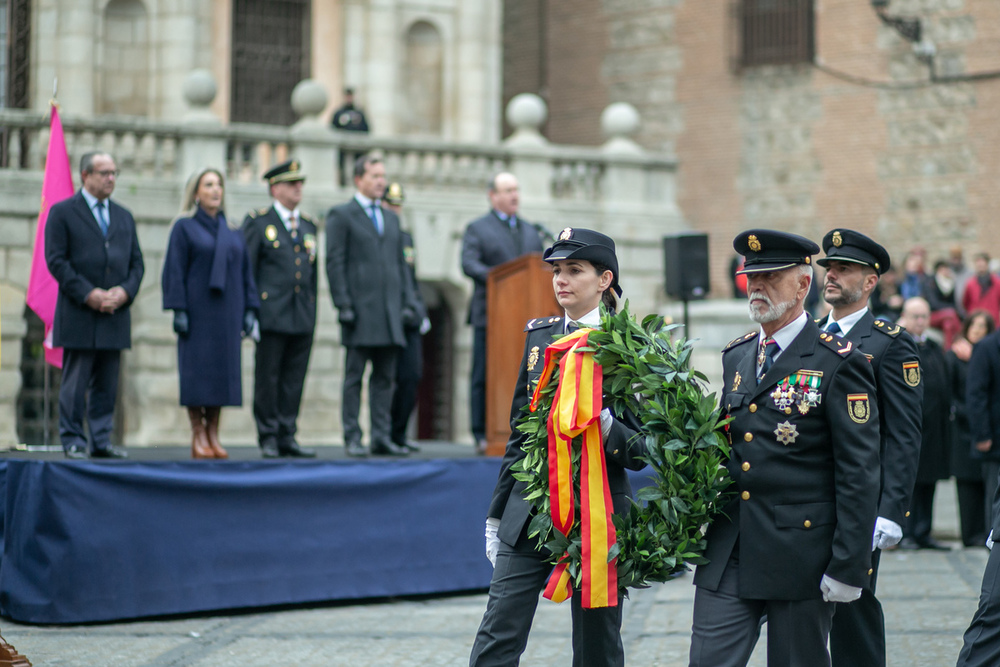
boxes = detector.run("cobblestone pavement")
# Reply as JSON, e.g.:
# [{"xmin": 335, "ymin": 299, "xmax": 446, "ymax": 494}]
[{"xmin": 4, "ymin": 480, "xmax": 987, "ymax": 666}]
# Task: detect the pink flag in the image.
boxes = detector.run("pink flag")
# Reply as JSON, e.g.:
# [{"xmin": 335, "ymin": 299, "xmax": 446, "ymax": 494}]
[{"xmin": 26, "ymin": 103, "xmax": 74, "ymax": 368}]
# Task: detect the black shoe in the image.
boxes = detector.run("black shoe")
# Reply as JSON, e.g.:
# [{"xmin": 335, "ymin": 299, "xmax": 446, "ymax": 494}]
[
  {"xmin": 395, "ymin": 440, "xmax": 421, "ymax": 453},
  {"xmin": 278, "ymin": 441, "xmax": 317, "ymax": 458},
  {"xmin": 345, "ymin": 440, "xmax": 368, "ymax": 458},
  {"xmin": 261, "ymin": 442, "xmax": 281, "ymax": 458},
  {"xmin": 64, "ymin": 445, "xmax": 87, "ymax": 460},
  {"xmin": 91, "ymin": 445, "xmax": 128, "ymax": 459},
  {"xmin": 370, "ymin": 440, "xmax": 409, "ymax": 457},
  {"xmin": 897, "ymin": 537, "xmax": 920, "ymax": 550},
  {"xmin": 918, "ymin": 538, "xmax": 952, "ymax": 551}
]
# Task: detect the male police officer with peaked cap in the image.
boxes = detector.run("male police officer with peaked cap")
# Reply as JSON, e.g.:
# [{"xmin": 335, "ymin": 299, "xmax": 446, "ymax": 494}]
[
  {"xmin": 689, "ymin": 229, "xmax": 881, "ymax": 667},
  {"xmin": 816, "ymin": 229, "xmax": 923, "ymax": 667},
  {"xmin": 242, "ymin": 160, "xmax": 318, "ymax": 458}
]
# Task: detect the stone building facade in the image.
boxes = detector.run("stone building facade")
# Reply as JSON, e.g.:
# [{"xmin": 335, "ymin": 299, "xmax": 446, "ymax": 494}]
[{"xmin": 503, "ymin": 0, "xmax": 1000, "ymax": 296}]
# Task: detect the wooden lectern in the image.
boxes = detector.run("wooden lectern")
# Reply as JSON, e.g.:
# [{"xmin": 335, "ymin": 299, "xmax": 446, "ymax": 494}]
[{"xmin": 484, "ymin": 253, "xmax": 561, "ymax": 456}]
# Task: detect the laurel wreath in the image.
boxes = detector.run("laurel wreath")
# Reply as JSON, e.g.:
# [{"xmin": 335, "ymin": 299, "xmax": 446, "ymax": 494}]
[{"xmin": 510, "ymin": 304, "xmax": 733, "ymax": 591}]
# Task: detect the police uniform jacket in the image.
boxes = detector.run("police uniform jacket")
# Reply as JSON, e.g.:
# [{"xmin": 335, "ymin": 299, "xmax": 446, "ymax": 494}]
[
  {"xmin": 694, "ymin": 318, "xmax": 881, "ymax": 599},
  {"xmin": 401, "ymin": 228, "xmax": 428, "ymax": 327},
  {"xmin": 325, "ymin": 199, "xmax": 415, "ymax": 348},
  {"xmin": 242, "ymin": 206, "xmax": 317, "ymax": 335},
  {"xmin": 487, "ymin": 316, "xmax": 648, "ymax": 547},
  {"xmin": 817, "ymin": 311, "xmax": 923, "ymax": 525},
  {"xmin": 461, "ymin": 212, "xmax": 544, "ymax": 328},
  {"xmin": 968, "ymin": 329, "xmax": 1000, "ymax": 461},
  {"xmin": 44, "ymin": 191, "xmax": 145, "ymax": 350}
]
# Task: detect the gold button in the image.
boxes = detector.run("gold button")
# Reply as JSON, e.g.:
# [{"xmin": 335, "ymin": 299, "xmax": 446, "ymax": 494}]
[
  {"xmin": 744, "ymin": 433, "xmax": 753, "ymax": 442},
  {"xmin": 261, "ymin": 292, "xmax": 268, "ymax": 300},
  {"xmin": 296, "ymin": 257, "xmax": 302, "ymax": 266},
  {"xmin": 613, "ymin": 449, "xmax": 619, "ymax": 455},
  {"xmin": 749, "ymin": 403, "xmax": 757, "ymax": 413},
  {"xmin": 803, "ymin": 520, "xmax": 812, "ymax": 528},
  {"xmin": 294, "ymin": 245, "xmax": 301, "ymax": 253},
  {"xmin": 741, "ymin": 491, "xmax": 750, "ymax": 500},
  {"xmin": 905, "ymin": 511, "xmax": 910, "ymax": 517},
  {"xmin": 295, "ymin": 271, "xmax": 301, "ymax": 279},
  {"xmin": 868, "ymin": 568, "xmax": 874, "ymax": 575},
  {"xmin": 294, "ymin": 285, "xmax": 300, "ymax": 293},
  {"xmin": 784, "ymin": 407, "xmax": 792, "ymax": 414},
  {"xmin": 741, "ymin": 462, "xmax": 750, "ymax": 471}
]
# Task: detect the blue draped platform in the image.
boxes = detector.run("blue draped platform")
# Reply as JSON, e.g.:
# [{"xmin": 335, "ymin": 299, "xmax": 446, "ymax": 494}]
[{"xmin": 0, "ymin": 456, "xmax": 655, "ymax": 624}]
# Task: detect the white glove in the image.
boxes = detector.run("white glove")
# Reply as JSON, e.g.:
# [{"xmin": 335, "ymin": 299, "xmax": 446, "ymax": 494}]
[
  {"xmin": 988, "ymin": 530, "xmax": 994, "ymax": 550},
  {"xmin": 485, "ymin": 518, "xmax": 501, "ymax": 567},
  {"xmin": 419, "ymin": 316, "xmax": 431, "ymax": 335},
  {"xmin": 600, "ymin": 408, "xmax": 613, "ymax": 439},
  {"xmin": 820, "ymin": 575, "xmax": 862, "ymax": 603},
  {"xmin": 872, "ymin": 516, "xmax": 903, "ymax": 551}
]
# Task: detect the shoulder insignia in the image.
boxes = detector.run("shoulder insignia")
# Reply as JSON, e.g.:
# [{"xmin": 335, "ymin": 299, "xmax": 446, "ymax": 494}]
[
  {"xmin": 903, "ymin": 361, "xmax": 921, "ymax": 387},
  {"xmin": 818, "ymin": 333, "xmax": 853, "ymax": 355},
  {"xmin": 874, "ymin": 322, "xmax": 902, "ymax": 337},
  {"xmin": 724, "ymin": 331, "xmax": 758, "ymax": 352},
  {"xmin": 847, "ymin": 393, "xmax": 871, "ymax": 423},
  {"xmin": 257, "ymin": 207, "xmax": 271, "ymax": 216},
  {"xmin": 299, "ymin": 212, "xmax": 312, "ymax": 223},
  {"xmin": 247, "ymin": 209, "xmax": 258, "ymax": 219},
  {"xmin": 524, "ymin": 317, "xmax": 560, "ymax": 332}
]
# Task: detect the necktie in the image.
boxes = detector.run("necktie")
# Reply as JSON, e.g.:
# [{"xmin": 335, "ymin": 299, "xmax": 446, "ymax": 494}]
[
  {"xmin": 95, "ymin": 201, "xmax": 109, "ymax": 236},
  {"xmin": 566, "ymin": 321, "xmax": 580, "ymax": 334},
  {"xmin": 289, "ymin": 213, "xmax": 298, "ymax": 239},
  {"xmin": 825, "ymin": 321, "xmax": 842, "ymax": 336},
  {"xmin": 368, "ymin": 203, "xmax": 382, "ymax": 235},
  {"xmin": 757, "ymin": 337, "xmax": 779, "ymax": 380}
]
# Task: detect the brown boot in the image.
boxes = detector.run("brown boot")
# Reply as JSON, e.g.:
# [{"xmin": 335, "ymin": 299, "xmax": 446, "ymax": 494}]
[
  {"xmin": 204, "ymin": 406, "xmax": 228, "ymax": 459},
  {"xmin": 188, "ymin": 407, "xmax": 213, "ymax": 459}
]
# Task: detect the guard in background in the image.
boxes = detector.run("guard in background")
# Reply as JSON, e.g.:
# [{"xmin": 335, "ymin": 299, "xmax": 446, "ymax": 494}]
[
  {"xmin": 242, "ymin": 160, "xmax": 317, "ymax": 458},
  {"xmin": 815, "ymin": 229, "xmax": 923, "ymax": 667},
  {"xmin": 383, "ymin": 183, "xmax": 429, "ymax": 453}
]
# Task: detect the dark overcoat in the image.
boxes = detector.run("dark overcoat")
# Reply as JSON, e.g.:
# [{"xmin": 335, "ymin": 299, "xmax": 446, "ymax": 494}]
[
  {"xmin": 242, "ymin": 206, "xmax": 317, "ymax": 335},
  {"xmin": 487, "ymin": 316, "xmax": 648, "ymax": 547},
  {"xmin": 694, "ymin": 319, "xmax": 881, "ymax": 599},
  {"xmin": 161, "ymin": 209, "xmax": 259, "ymax": 407},
  {"xmin": 968, "ymin": 330, "xmax": 1000, "ymax": 462},
  {"xmin": 461, "ymin": 211, "xmax": 544, "ymax": 327},
  {"xmin": 914, "ymin": 337, "xmax": 951, "ymax": 483},
  {"xmin": 44, "ymin": 191, "xmax": 144, "ymax": 350},
  {"xmin": 325, "ymin": 199, "xmax": 414, "ymax": 348},
  {"xmin": 817, "ymin": 311, "xmax": 923, "ymax": 524},
  {"xmin": 950, "ymin": 349, "xmax": 981, "ymax": 480}
]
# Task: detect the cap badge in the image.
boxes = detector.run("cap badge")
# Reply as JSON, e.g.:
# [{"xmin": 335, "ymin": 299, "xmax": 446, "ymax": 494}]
[
  {"xmin": 290, "ymin": 161, "xmax": 299, "ymax": 172},
  {"xmin": 748, "ymin": 235, "xmax": 762, "ymax": 252},
  {"xmin": 265, "ymin": 225, "xmax": 278, "ymax": 241},
  {"xmin": 832, "ymin": 231, "xmax": 843, "ymax": 247},
  {"xmin": 559, "ymin": 228, "xmax": 573, "ymax": 241}
]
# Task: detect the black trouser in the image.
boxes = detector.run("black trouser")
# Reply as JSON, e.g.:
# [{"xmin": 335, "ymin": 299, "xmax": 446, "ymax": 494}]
[
  {"xmin": 469, "ymin": 526, "xmax": 625, "ymax": 667},
  {"xmin": 58, "ymin": 348, "xmax": 120, "ymax": 453},
  {"xmin": 957, "ymin": 478, "xmax": 989, "ymax": 546},
  {"xmin": 830, "ymin": 549, "xmax": 885, "ymax": 667},
  {"xmin": 906, "ymin": 481, "xmax": 938, "ymax": 544},
  {"xmin": 253, "ymin": 331, "xmax": 313, "ymax": 447},
  {"xmin": 958, "ymin": 542, "xmax": 1000, "ymax": 666},
  {"xmin": 390, "ymin": 327, "xmax": 422, "ymax": 445},
  {"xmin": 342, "ymin": 345, "xmax": 397, "ymax": 446},
  {"xmin": 469, "ymin": 325, "xmax": 487, "ymax": 441}
]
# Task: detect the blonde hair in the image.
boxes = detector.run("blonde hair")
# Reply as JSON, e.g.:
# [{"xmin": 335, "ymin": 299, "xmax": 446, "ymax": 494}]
[{"xmin": 178, "ymin": 167, "xmax": 230, "ymax": 225}]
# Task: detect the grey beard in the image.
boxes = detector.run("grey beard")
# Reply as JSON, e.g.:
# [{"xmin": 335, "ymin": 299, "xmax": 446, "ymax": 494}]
[{"xmin": 749, "ymin": 292, "xmax": 794, "ymax": 323}]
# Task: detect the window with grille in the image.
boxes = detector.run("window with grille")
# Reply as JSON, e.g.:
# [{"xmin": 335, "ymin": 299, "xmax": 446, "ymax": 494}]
[
  {"xmin": 231, "ymin": 0, "xmax": 311, "ymax": 126},
  {"xmin": 738, "ymin": 0, "xmax": 815, "ymax": 68},
  {"xmin": 2, "ymin": 0, "xmax": 30, "ymax": 167}
]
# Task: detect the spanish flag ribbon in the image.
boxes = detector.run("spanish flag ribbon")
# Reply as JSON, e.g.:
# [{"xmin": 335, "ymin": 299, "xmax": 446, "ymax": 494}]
[{"xmin": 530, "ymin": 328, "xmax": 618, "ymax": 608}]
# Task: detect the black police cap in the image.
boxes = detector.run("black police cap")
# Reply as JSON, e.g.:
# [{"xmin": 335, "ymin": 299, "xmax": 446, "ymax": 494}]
[
  {"xmin": 544, "ymin": 227, "xmax": 622, "ymax": 296},
  {"xmin": 816, "ymin": 229, "xmax": 891, "ymax": 275},
  {"xmin": 262, "ymin": 160, "xmax": 306, "ymax": 185},
  {"xmin": 384, "ymin": 182, "xmax": 405, "ymax": 206},
  {"xmin": 733, "ymin": 229, "xmax": 820, "ymax": 275}
]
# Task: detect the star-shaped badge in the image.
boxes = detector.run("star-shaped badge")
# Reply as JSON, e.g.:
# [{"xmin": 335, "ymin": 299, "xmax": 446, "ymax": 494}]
[{"xmin": 773, "ymin": 421, "xmax": 799, "ymax": 446}]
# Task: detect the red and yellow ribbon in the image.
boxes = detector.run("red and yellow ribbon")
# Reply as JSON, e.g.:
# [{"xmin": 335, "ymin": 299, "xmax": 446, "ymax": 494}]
[{"xmin": 529, "ymin": 328, "xmax": 618, "ymax": 608}]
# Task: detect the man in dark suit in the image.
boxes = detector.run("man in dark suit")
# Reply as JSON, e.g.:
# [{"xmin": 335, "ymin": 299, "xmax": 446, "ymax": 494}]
[
  {"xmin": 326, "ymin": 155, "xmax": 418, "ymax": 457},
  {"xmin": 958, "ymin": 328, "xmax": 1000, "ymax": 666},
  {"xmin": 815, "ymin": 229, "xmax": 923, "ymax": 667},
  {"xmin": 44, "ymin": 151, "xmax": 144, "ymax": 459},
  {"xmin": 689, "ymin": 230, "xmax": 881, "ymax": 667},
  {"xmin": 242, "ymin": 160, "xmax": 317, "ymax": 458},
  {"xmin": 460, "ymin": 172, "xmax": 544, "ymax": 453}
]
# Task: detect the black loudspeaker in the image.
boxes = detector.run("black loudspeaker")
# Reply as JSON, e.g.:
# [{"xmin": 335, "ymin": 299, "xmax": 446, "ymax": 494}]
[{"xmin": 663, "ymin": 233, "xmax": 710, "ymax": 300}]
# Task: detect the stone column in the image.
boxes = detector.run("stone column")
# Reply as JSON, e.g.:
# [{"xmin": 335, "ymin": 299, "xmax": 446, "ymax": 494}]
[
  {"xmin": 290, "ymin": 80, "xmax": 336, "ymax": 189},
  {"xmin": 178, "ymin": 70, "xmax": 226, "ymax": 181},
  {"xmin": 504, "ymin": 94, "xmax": 552, "ymax": 207}
]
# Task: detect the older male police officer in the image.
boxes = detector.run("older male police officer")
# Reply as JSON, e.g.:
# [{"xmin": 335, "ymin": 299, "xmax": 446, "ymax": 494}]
[
  {"xmin": 815, "ymin": 229, "xmax": 923, "ymax": 667},
  {"xmin": 242, "ymin": 160, "xmax": 318, "ymax": 458},
  {"xmin": 689, "ymin": 230, "xmax": 881, "ymax": 667}
]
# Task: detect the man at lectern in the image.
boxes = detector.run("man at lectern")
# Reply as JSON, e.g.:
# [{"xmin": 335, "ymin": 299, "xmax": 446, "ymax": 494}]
[{"xmin": 460, "ymin": 172, "xmax": 545, "ymax": 454}]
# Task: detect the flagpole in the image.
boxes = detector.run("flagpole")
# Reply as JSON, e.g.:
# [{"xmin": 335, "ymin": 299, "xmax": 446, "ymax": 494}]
[{"xmin": 43, "ymin": 364, "xmax": 50, "ymax": 447}]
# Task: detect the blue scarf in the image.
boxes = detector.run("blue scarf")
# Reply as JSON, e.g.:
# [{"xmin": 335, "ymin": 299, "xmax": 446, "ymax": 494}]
[{"xmin": 194, "ymin": 207, "xmax": 230, "ymax": 292}]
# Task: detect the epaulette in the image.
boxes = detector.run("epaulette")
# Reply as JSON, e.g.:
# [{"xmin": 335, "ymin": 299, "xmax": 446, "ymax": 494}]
[
  {"xmin": 299, "ymin": 212, "xmax": 312, "ymax": 223},
  {"xmin": 524, "ymin": 316, "xmax": 562, "ymax": 332},
  {"xmin": 818, "ymin": 331, "xmax": 854, "ymax": 356},
  {"xmin": 723, "ymin": 331, "xmax": 757, "ymax": 352},
  {"xmin": 257, "ymin": 206, "xmax": 271, "ymax": 216},
  {"xmin": 872, "ymin": 319, "xmax": 903, "ymax": 337}
]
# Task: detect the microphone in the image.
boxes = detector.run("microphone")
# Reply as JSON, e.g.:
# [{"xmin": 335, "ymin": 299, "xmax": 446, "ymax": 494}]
[{"xmin": 532, "ymin": 222, "xmax": 556, "ymax": 244}]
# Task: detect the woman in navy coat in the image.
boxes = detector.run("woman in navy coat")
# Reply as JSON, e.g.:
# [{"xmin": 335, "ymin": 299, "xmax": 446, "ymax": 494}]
[{"xmin": 162, "ymin": 168, "xmax": 259, "ymax": 458}]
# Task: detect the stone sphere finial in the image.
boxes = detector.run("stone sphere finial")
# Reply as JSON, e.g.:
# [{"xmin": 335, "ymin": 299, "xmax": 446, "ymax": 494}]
[
  {"xmin": 506, "ymin": 93, "xmax": 548, "ymax": 132},
  {"xmin": 601, "ymin": 102, "xmax": 641, "ymax": 139},
  {"xmin": 291, "ymin": 79, "xmax": 329, "ymax": 118},
  {"xmin": 182, "ymin": 69, "xmax": 217, "ymax": 108}
]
